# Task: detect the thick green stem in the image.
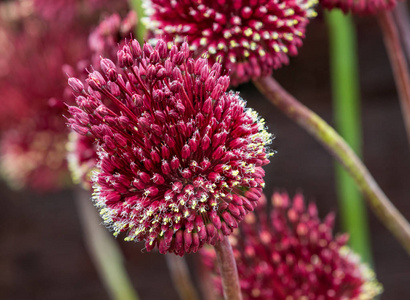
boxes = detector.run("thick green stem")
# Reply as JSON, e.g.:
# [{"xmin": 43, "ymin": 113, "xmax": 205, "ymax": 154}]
[
  {"xmin": 253, "ymin": 76, "xmax": 410, "ymax": 255},
  {"xmin": 377, "ymin": 10, "xmax": 410, "ymax": 147},
  {"xmin": 129, "ymin": 0, "xmax": 146, "ymax": 45},
  {"xmin": 214, "ymin": 237, "xmax": 242, "ymax": 300},
  {"xmin": 165, "ymin": 254, "xmax": 200, "ymax": 300},
  {"xmin": 75, "ymin": 188, "xmax": 139, "ymax": 300},
  {"xmin": 325, "ymin": 10, "xmax": 372, "ymax": 264}
]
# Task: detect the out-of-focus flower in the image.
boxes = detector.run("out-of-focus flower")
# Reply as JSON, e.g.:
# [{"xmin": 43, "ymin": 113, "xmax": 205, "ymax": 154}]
[
  {"xmin": 88, "ymin": 11, "xmax": 137, "ymax": 66},
  {"xmin": 0, "ymin": 117, "xmax": 70, "ymax": 191},
  {"xmin": 147, "ymin": 0, "xmax": 317, "ymax": 86},
  {"xmin": 67, "ymin": 38, "xmax": 273, "ymax": 255},
  {"xmin": 0, "ymin": 14, "xmax": 89, "ymax": 190},
  {"xmin": 320, "ymin": 0, "xmax": 396, "ymax": 14},
  {"xmin": 202, "ymin": 192, "xmax": 383, "ymax": 300},
  {"xmin": 32, "ymin": 0, "xmax": 127, "ymax": 22},
  {"xmin": 65, "ymin": 12, "xmax": 137, "ymax": 190}
]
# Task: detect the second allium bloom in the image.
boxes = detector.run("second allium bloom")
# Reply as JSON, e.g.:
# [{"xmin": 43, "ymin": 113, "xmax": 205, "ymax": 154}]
[
  {"xmin": 147, "ymin": 0, "xmax": 317, "ymax": 85},
  {"xmin": 68, "ymin": 38, "xmax": 272, "ymax": 255}
]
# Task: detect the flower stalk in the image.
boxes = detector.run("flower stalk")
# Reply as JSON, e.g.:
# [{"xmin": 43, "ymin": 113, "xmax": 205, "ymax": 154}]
[
  {"xmin": 377, "ymin": 10, "xmax": 410, "ymax": 147},
  {"xmin": 165, "ymin": 254, "xmax": 200, "ymax": 300},
  {"xmin": 74, "ymin": 187, "xmax": 139, "ymax": 300},
  {"xmin": 253, "ymin": 75, "xmax": 410, "ymax": 255},
  {"xmin": 214, "ymin": 236, "xmax": 242, "ymax": 300},
  {"xmin": 325, "ymin": 10, "xmax": 372, "ymax": 264}
]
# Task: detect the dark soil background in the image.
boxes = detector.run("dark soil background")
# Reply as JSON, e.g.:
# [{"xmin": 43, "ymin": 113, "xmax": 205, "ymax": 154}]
[{"xmin": 1, "ymin": 13, "xmax": 410, "ymax": 300}]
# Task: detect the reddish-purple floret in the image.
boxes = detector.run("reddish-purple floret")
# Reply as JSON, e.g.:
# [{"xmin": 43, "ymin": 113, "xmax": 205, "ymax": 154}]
[
  {"xmin": 67, "ymin": 38, "xmax": 272, "ymax": 255},
  {"xmin": 147, "ymin": 0, "xmax": 317, "ymax": 85},
  {"xmin": 202, "ymin": 192, "xmax": 382, "ymax": 299}
]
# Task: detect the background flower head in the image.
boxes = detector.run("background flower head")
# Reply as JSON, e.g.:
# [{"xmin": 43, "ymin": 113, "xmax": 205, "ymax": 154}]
[
  {"xmin": 147, "ymin": 0, "xmax": 317, "ymax": 86},
  {"xmin": 0, "ymin": 12, "xmax": 89, "ymax": 191},
  {"xmin": 320, "ymin": 0, "xmax": 396, "ymax": 14},
  {"xmin": 202, "ymin": 192, "xmax": 383, "ymax": 299},
  {"xmin": 67, "ymin": 38, "xmax": 273, "ymax": 255}
]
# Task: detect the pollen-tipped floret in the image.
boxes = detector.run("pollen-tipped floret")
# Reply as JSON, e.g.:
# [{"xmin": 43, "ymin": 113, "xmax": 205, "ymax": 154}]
[
  {"xmin": 147, "ymin": 0, "xmax": 317, "ymax": 86},
  {"xmin": 67, "ymin": 38, "xmax": 272, "ymax": 255},
  {"xmin": 320, "ymin": 0, "xmax": 396, "ymax": 14},
  {"xmin": 202, "ymin": 192, "xmax": 383, "ymax": 299}
]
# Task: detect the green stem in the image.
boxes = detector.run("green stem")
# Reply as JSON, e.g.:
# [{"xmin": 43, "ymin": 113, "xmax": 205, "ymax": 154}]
[
  {"xmin": 253, "ymin": 76, "xmax": 410, "ymax": 255},
  {"xmin": 75, "ymin": 188, "xmax": 139, "ymax": 300},
  {"xmin": 165, "ymin": 254, "xmax": 200, "ymax": 300},
  {"xmin": 325, "ymin": 10, "xmax": 372, "ymax": 264},
  {"xmin": 129, "ymin": 0, "xmax": 146, "ymax": 45},
  {"xmin": 377, "ymin": 10, "xmax": 410, "ymax": 147},
  {"xmin": 214, "ymin": 236, "xmax": 242, "ymax": 300}
]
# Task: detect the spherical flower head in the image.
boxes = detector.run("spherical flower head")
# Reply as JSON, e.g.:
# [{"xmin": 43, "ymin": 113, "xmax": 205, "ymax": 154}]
[
  {"xmin": 66, "ymin": 132, "xmax": 98, "ymax": 190},
  {"xmin": 201, "ymin": 192, "xmax": 383, "ymax": 299},
  {"xmin": 67, "ymin": 38, "xmax": 273, "ymax": 255},
  {"xmin": 320, "ymin": 0, "xmax": 396, "ymax": 14},
  {"xmin": 147, "ymin": 0, "xmax": 317, "ymax": 86}
]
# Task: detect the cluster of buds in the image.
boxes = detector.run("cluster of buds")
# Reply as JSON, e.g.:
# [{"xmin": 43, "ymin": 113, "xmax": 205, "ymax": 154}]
[
  {"xmin": 67, "ymin": 38, "xmax": 272, "ymax": 255},
  {"xmin": 147, "ymin": 0, "xmax": 317, "ymax": 85},
  {"xmin": 320, "ymin": 0, "xmax": 396, "ymax": 14},
  {"xmin": 202, "ymin": 192, "xmax": 382, "ymax": 299}
]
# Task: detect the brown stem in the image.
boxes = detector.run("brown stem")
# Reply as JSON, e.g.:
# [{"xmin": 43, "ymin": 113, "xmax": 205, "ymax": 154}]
[
  {"xmin": 253, "ymin": 76, "xmax": 410, "ymax": 255},
  {"xmin": 214, "ymin": 236, "xmax": 242, "ymax": 300},
  {"xmin": 377, "ymin": 10, "xmax": 410, "ymax": 147},
  {"xmin": 165, "ymin": 254, "xmax": 200, "ymax": 300}
]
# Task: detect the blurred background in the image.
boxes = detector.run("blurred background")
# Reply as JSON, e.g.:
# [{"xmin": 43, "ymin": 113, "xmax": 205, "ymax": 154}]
[{"xmin": 0, "ymin": 0, "xmax": 410, "ymax": 299}]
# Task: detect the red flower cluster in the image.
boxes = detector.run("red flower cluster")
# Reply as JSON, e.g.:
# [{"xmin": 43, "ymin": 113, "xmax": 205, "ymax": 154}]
[
  {"xmin": 0, "ymin": 14, "xmax": 89, "ymax": 191},
  {"xmin": 67, "ymin": 38, "xmax": 272, "ymax": 255},
  {"xmin": 147, "ymin": 0, "xmax": 317, "ymax": 85},
  {"xmin": 202, "ymin": 192, "xmax": 382, "ymax": 299},
  {"xmin": 320, "ymin": 0, "xmax": 396, "ymax": 14}
]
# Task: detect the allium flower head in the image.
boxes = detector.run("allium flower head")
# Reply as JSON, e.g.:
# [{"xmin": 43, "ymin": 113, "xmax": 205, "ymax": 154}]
[
  {"xmin": 67, "ymin": 38, "xmax": 272, "ymax": 255},
  {"xmin": 320, "ymin": 0, "xmax": 396, "ymax": 14},
  {"xmin": 147, "ymin": 0, "xmax": 317, "ymax": 86},
  {"xmin": 202, "ymin": 192, "xmax": 383, "ymax": 299}
]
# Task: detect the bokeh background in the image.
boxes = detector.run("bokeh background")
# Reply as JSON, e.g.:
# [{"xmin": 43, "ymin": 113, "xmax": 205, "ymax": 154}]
[{"xmin": 1, "ymin": 1, "xmax": 410, "ymax": 299}]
